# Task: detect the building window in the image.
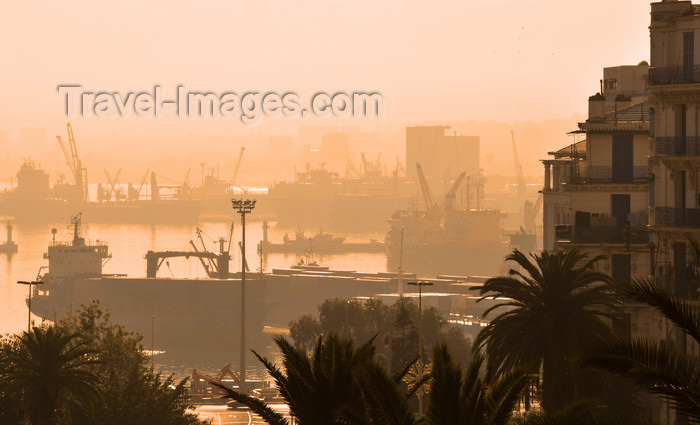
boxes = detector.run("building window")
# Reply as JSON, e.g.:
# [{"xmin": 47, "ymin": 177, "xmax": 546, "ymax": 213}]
[
  {"xmin": 611, "ymin": 254, "xmax": 631, "ymax": 285},
  {"xmin": 684, "ymin": 32, "xmax": 695, "ymax": 69},
  {"xmin": 605, "ymin": 79, "xmax": 618, "ymax": 90}
]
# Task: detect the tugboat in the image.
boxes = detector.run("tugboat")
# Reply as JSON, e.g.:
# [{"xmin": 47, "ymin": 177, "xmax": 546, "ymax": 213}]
[
  {"xmin": 258, "ymin": 221, "xmax": 384, "ymax": 254},
  {"xmin": 0, "ymin": 222, "xmax": 18, "ymax": 254}
]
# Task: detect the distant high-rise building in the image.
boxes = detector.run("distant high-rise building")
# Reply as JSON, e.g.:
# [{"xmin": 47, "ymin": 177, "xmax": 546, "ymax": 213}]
[{"xmin": 405, "ymin": 125, "xmax": 479, "ymax": 182}]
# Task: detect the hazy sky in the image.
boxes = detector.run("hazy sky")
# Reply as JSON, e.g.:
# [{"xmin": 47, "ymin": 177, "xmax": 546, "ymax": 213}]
[{"xmin": 0, "ymin": 0, "xmax": 650, "ymax": 138}]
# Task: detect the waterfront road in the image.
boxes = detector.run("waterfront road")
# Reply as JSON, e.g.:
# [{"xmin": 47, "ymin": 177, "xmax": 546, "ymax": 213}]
[{"xmin": 193, "ymin": 404, "xmax": 292, "ymax": 424}]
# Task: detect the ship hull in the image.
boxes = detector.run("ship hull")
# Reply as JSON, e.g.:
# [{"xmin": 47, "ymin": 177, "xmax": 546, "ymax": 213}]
[
  {"xmin": 386, "ymin": 241, "xmax": 511, "ymax": 277},
  {"xmin": 31, "ymin": 276, "xmax": 270, "ymax": 362}
]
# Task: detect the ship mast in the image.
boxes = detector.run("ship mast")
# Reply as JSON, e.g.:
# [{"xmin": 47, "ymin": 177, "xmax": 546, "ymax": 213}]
[{"xmin": 71, "ymin": 213, "xmax": 85, "ymax": 246}]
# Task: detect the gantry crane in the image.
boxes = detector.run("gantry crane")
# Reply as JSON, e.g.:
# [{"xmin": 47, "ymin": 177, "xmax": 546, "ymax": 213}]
[{"xmin": 56, "ymin": 123, "xmax": 88, "ymax": 202}]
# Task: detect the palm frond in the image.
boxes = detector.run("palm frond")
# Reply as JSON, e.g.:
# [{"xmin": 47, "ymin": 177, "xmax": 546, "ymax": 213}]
[
  {"xmin": 213, "ymin": 383, "xmax": 289, "ymax": 425},
  {"xmin": 485, "ymin": 367, "xmax": 532, "ymax": 425},
  {"xmin": 578, "ymin": 338, "xmax": 700, "ymax": 421},
  {"xmin": 362, "ymin": 362, "xmax": 417, "ymax": 425},
  {"xmin": 623, "ymin": 278, "xmax": 700, "ymax": 345}
]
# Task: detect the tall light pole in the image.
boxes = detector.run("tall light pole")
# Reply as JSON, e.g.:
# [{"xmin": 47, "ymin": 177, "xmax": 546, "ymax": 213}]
[
  {"xmin": 232, "ymin": 198, "xmax": 256, "ymax": 392},
  {"xmin": 407, "ymin": 280, "xmax": 433, "ymax": 362},
  {"xmin": 408, "ymin": 280, "xmax": 433, "ymax": 416},
  {"xmin": 17, "ymin": 280, "xmax": 44, "ymax": 332},
  {"xmin": 151, "ymin": 314, "xmax": 155, "ymax": 372}
]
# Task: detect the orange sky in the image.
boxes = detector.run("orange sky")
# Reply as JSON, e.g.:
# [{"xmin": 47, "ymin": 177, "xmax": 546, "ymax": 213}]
[{"xmin": 0, "ymin": 0, "xmax": 651, "ymax": 139}]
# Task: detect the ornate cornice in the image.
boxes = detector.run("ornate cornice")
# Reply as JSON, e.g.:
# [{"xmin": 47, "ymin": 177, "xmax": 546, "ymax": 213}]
[
  {"xmin": 566, "ymin": 182, "xmax": 649, "ymax": 192},
  {"xmin": 579, "ymin": 122, "xmax": 649, "ymax": 133},
  {"xmin": 659, "ymin": 157, "xmax": 700, "ymax": 170},
  {"xmin": 649, "ymin": 85, "xmax": 700, "ymax": 105}
]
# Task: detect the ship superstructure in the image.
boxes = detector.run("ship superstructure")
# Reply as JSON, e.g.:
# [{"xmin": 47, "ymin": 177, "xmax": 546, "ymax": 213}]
[{"xmin": 44, "ymin": 214, "xmax": 110, "ymax": 279}]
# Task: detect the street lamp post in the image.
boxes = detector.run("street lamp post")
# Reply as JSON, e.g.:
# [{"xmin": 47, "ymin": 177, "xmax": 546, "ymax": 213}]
[
  {"xmin": 407, "ymin": 280, "xmax": 433, "ymax": 416},
  {"xmin": 407, "ymin": 280, "xmax": 433, "ymax": 362},
  {"xmin": 232, "ymin": 198, "xmax": 256, "ymax": 392},
  {"xmin": 17, "ymin": 280, "xmax": 44, "ymax": 332},
  {"xmin": 151, "ymin": 314, "xmax": 155, "ymax": 372}
]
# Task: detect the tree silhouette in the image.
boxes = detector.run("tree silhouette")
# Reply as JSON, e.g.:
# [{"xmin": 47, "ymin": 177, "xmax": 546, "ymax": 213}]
[
  {"xmin": 473, "ymin": 249, "xmax": 621, "ymax": 413},
  {"xmin": 0, "ymin": 326, "xmax": 101, "ymax": 425}
]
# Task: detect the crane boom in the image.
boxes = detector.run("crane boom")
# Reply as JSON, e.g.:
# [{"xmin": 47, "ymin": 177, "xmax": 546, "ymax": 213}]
[
  {"xmin": 511, "ymin": 130, "xmax": 526, "ymax": 196},
  {"xmin": 344, "ymin": 155, "xmax": 362, "ymax": 177},
  {"xmin": 103, "ymin": 169, "xmax": 122, "ymax": 201},
  {"xmin": 361, "ymin": 153, "xmax": 370, "ymax": 177},
  {"xmin": 56, "ymin": 123, "xmax": 88, "ymax": 201},
  {"xmin": 232, "ymin": 147, "xmax": 245, "ymax": 186},
  {"xmin": 56, "ymin": 136, "xmax": 78, "ymax": 180},
  {"xmin": 416, "ymin": 162, "xmax": 435, "ymax": 215},
  {"xmin": 135, "ymin": 169, "xmax": 150, "ymax": 199},
  {"xmin": 226, "ymin": 222, "xmax": 234, "ymax": 254},
  {"xmin": 189, "ymin": 240, "xmax": 212, "ymax": 276},
  {"xmin": 436, "ymin": 171, "xmax": 466, "ymax": 215}
]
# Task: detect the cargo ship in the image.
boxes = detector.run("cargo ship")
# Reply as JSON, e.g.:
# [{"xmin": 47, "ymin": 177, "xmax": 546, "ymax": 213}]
[
  {"xmin": 30, "ymin": 214, "xmax": 269, "ymax": 363},
  {"xmin": 0, "ymin": 161, "xmax": 201, "ymax": 224},
  {"xmin": 264, "ymin": 164, "xmax": 414, "ymax": 230},
  {"xmin": 385, "ymin": 165, "xmax": 511, "ymax": 277},
  {"xmin": 28, "ymin": 214, "xmax": 509, "ymax": 366}
]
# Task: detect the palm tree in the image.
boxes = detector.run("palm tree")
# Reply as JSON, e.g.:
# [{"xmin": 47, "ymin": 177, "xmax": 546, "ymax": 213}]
[
  {"xmin": 473, "ymin": 249, "xmax": 621, "ymax": 413},
  {"xmin": 513, "ymin": 399, "xmax": 654, "ymax": 425},
  {"xmin": 0, "ymin": 326, "xmax": 101, "ymax": 425},
  {"xmin": 579, "ymin": 278, "xmax": 700, "ymax": 422},
  {"xmin": 218, "ymin": 337, "xmax": 529, "ymax": 425},
  {"xmin": 422, "ymin": 344, "xmax": 531, "ymax": 425},
  {"xmin": 218, "ymin": 333, "xmax": 386, "ymax": 424}
]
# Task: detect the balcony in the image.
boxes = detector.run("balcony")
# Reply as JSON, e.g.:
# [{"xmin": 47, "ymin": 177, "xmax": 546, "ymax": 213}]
[
  {"xmin": 572, "ymin": 166, "xmax": 649, "ymax": 184},
  {"xmin": 648, "ymin": 65, "xmax": 700, "ymax": 86},
  {"xmin": 555, "ymin": 224, "xmax": 649, "ymax": 244},
  {"xmin": 555, "ymin": 224, "xmax": 571, "ymax": 241},
  {"xmin": 654, "ymin": 136, "xmax": 700, "ymax": 156},
  {"xmin": 652, "ymin": 207, "xmax": 700, "ymax": 228}
]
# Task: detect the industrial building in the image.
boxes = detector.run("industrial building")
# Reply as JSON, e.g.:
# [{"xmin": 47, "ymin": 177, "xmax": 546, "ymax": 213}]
[{"xmin": 405, "ymin": 125, "xmax": 479, "ymax": 186}]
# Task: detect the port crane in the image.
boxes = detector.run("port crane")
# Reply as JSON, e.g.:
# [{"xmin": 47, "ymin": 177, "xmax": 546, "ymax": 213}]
[
  {"xmin": 56, "ymin": 123, "xmax": 88, "ymax": 202},
  {"xmin": 345, "ymin": 155, "xmax": 362, "ymax": 178},
  {"xmin": 129, "ymin": 168, "xmax": 150, "ymax": 201},
  {"xmin": 416, "ymin": 163, "xmax": 437, "ymax": 216},
  {"xmin": 232, "ymin": 147, "xmax": 245, "ymax": 188},
  {"xmin": 361, "ymin": 152, "xmax": 382, "ymax": 179},
  {"xmin": 416, "ymin": 162, "xmax": 466, "ymax": 219},
  {"xmin": 103, "ymin": 168, "xmax": 122, "ymax": 201},
  {"xmin": 511, "ymin": 130, "xmax": 526, "ymax": 197}
]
